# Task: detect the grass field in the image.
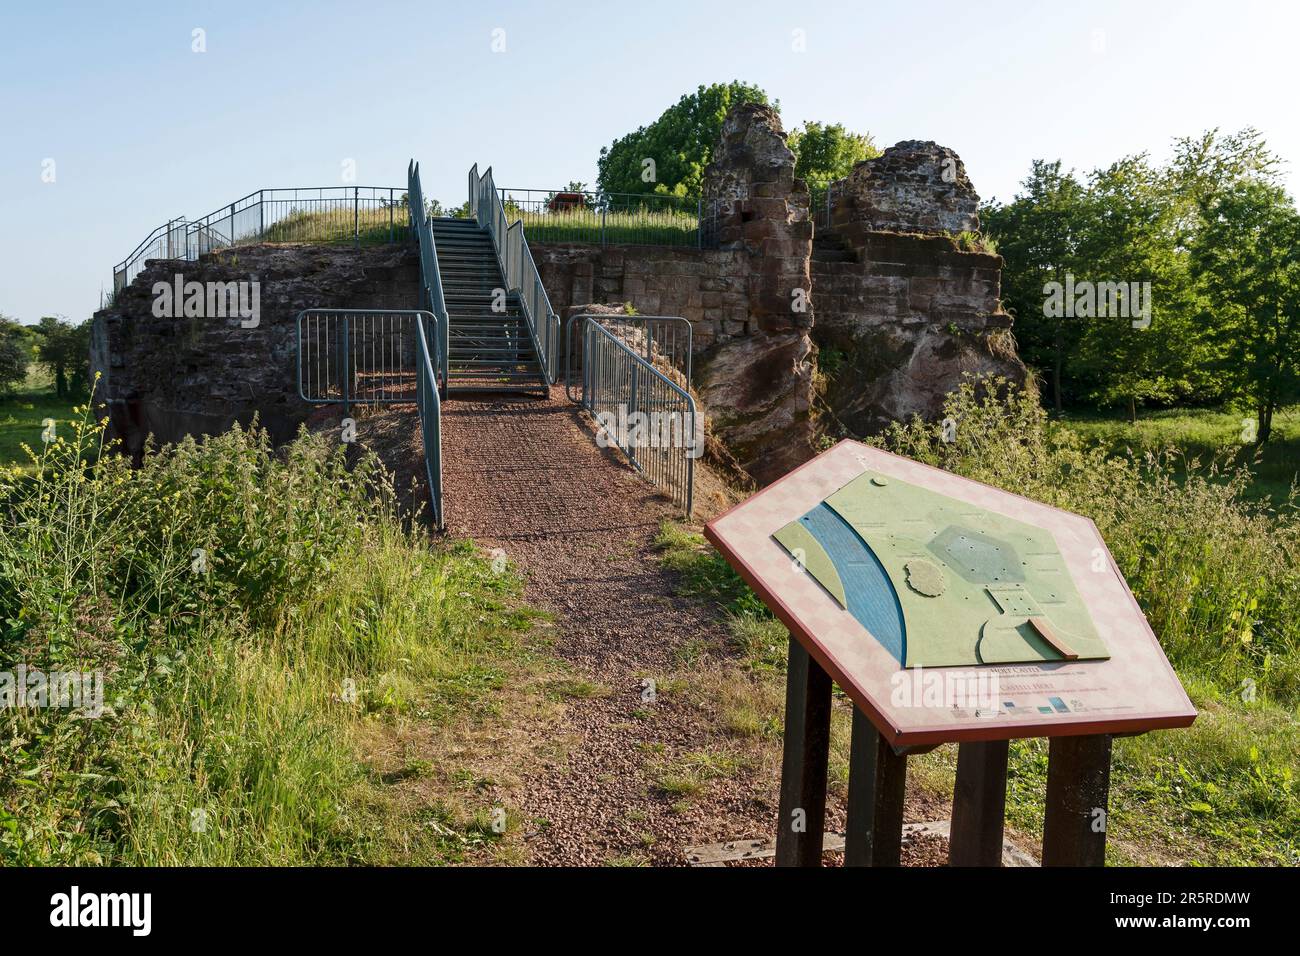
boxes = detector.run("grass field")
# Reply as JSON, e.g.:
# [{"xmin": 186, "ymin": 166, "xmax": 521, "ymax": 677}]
[
  {"xmin": 5, "ymin": 370, "xmax": 1294, "ymax": 865},
  {"xmin": 1058, "ymin": 405, "xmax": 1300, "ymax": 506},
  {"xmin": 261, "ymin": 204, "xmax": 410, "ymax": 246},
  {"xmin": 119, "ymin": 201, "xmax": 703, "ymax": 268},
  {"xmin": 0, "ymin": 371, "xmax": 81, "ymax": 475}
]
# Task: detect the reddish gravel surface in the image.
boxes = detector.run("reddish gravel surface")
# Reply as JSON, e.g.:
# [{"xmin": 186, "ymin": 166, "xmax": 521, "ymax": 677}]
[{"xmin": 376, "ymin": 387, "xmax": 955, "ymax": 866}]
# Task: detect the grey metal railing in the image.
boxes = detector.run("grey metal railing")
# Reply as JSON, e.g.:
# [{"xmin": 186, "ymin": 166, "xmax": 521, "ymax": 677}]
[
  {"xmin": 407, "ymin": 161, "xmax": 450, "ymax": 392},
  {"xmin": 296, "ymin": 309, "xmax": 433, "ymax": 407},
  {"xmin": 810, "ymin": 182, "xmax": 836, "ymax": 230},
  {"xmin": 469, "ymin": 164, "xmax": 560, "ymax": 382},
  {"xmin": 295, "ymin": 307, "xmax": 443, "ymax": 528},
  {"xmin": 573, "ymin": 316, "xmax": 699, "ymax": 516},
  {"xmin": 113, "ymin": 186, "xmax": 407, "ymax": 292},
  {"xmin": 564, "ymin": 313, "xmax": 692, "ymax": 403},
  {"xmin": 497, "ymin": 187, "xmax": 705, "ymax": 248},
  {"xmin": 414, "ymin": 311, "xmax": 444, "ymax": 529}
]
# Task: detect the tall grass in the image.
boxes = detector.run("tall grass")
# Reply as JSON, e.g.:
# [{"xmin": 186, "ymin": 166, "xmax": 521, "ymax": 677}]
[
  {"xmin": 516, "ymin": 206, "xmax": 699, "ymax": 247},
  {"xmin": 261, "ymin": 204, "xmax": 408, "ymax": 246},
  {"xmin": 874, "ymin": 377, "xmax": 1300, "ymax": 705},
  {"xmin": 0, "ymin": 397, "xmax": 536, "ymax": 864}
]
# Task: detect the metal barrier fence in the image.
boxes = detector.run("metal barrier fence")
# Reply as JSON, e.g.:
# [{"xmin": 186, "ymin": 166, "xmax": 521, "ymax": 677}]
[
  {"xmin": 564, "ymin": 314, "xmax": 692, "ymax": 402},
  {"xmin": 573, "ymin": 316, "xmax": 699, "ymax": 516},
  {"xmin": 407, "ymin": 161, "xmax": 450, "ymax": 391},
  {"xmin": 297, "ymin": 309, "xmax": 432, "ymax": 407},
  {"xmin": 414, "ymin": 312, "xmax": 444, "ymax": 529},
  {"xmin": 498, "ymin": 188, "xmax": 706, "ymax": 248},
  {"xmin": 810, "ymin": 183, "xmax": 836, "ymax": 231},
  {"xmin": 114, "ymin": 186, "xmax": 407, "ymax": 292},
  {"xmin": 295, "ymin": 308, "xmax": 443, "ymax": 527},
  {"xmin": 469, "ymin": 164, "xmax": 561, "ymax": 382}
]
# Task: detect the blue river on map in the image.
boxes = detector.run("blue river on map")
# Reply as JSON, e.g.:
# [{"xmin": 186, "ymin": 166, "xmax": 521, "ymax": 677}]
[{"xmin": 797, "ymin": 503, "xmax": 907, "ymax": 666}]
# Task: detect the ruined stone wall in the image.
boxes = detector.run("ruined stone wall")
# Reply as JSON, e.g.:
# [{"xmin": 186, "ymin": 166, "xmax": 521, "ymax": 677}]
[
  {"xmin": 535, "ymin": 245, "xmax": 749, "ymax": 352},
  {"xmin": 813, "ymin": 234, "xmax": 1018, "ymax": 433},
  {"xmin": 534, "ymin": 115, "xmax": 1026, "ymax": 485},
  {"xmin": 93, "ymin": 112, "xmax": 1027, "ymax": 493},
  {"xmin": 814, "ymin": 141, "xmax": 1026, "ymax": 435},
  {"xmin": 829, "ymin": 140, "xmax": 980, "ymax": 237},
  {"xmin": 535, "ymin": 104, "xmax": 820, "ymax": 487},
  {"xmin": 92, "ymin": 243, "xmax": 420, "ymax": 459}
]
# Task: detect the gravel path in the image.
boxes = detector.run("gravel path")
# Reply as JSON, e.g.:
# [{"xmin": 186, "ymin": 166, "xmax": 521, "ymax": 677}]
[
  {"xmin": 440, "ymin": 389, "xmax": 787, "ymax": 864},
  {"xmin": 381, "ymin": 387, "xmax": 953, "ymax": 865}
]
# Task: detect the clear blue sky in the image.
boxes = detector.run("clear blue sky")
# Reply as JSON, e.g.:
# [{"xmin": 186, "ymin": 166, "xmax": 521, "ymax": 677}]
[{"xmin": 2, "ymin": 0, "xmax": 1296, "ymax": 325}]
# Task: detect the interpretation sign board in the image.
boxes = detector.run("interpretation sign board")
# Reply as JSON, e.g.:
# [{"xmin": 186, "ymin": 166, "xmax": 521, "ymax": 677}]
[{"xmin": 705, "ymin": 441, "xmax": 1196, "ymax": 747}]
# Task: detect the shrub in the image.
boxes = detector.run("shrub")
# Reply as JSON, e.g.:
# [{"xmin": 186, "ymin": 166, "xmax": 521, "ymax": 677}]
[{"xmin": 0, "ymin": 402, "xmax": 529, "ymax": 864}]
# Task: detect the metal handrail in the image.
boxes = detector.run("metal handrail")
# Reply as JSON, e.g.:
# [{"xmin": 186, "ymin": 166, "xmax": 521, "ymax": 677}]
[
  {"xmin": 470, "ymin": 164, "xmax": 559, "ymax": 384},
  {"xmin": 414, "ymin": 312, "xmax": 444, "ymax": 529},
  {"xmin": 408, "ymin": 161, "xmax": 450, "ymax": 392},
  {"xmin": 293, "ymin": 307, "xmax": 443, "ymax": 528},
  {"xmin": 575, "ymin": 317, "xmax": 699, "ymax": 517},
  {"xmin": 296, "ymin": 308, "xmax": 441, "ymax": 408},
  {"xmin": 564, "ymin": 313, "xmax": 693, "ymax": 403},
  {"xmin": 113, "ymin": 184, "xmax": 406, "ymax": 293},
  {"xmin": 114, "ymin": 217, "xmax": 188, "ymax": 271},
  {"xmin": 497, "ymin": 186, "xmax": 705, "ymax": 249}
]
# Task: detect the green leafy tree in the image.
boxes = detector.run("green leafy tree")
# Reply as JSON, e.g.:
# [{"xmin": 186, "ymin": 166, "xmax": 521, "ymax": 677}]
[
  {"xmin": 1164, "ymin": 127, "xmax": 1282, "ymax": 241},
  {"xmin": 1071, "ymin": 156, "xmax": 1211, "ymax": 421},
  {"xmin": 597, "ymin": 82, "xmax": 773, "ymax": 198},
  {"xmin": 0, "ymin": 315, "xmax": 28, "ymax": 395},
  {"xmin": 982, "ymin": 160, "xmax": 1092, "ymax": 412},
  {"xmin": 787, "ymin": 121, "xmax": 880, "ymax": 190},
  {"xmin": 1191, "ymin": 180, "xmax": 1300, "ymax": 444},
  {"xmin": 984, "ymin": 129, "xmax": 1282, "ymax": 418},
  {"xmin": 36, "ymin": 316, "xmax": 92, "ymax": 398}
]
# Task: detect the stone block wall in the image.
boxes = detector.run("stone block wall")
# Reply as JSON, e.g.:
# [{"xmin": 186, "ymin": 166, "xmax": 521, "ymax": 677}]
[
  {"xmin": 536, "ymin": 245, "xmax": 751, "ymax": 351},
  {"xmin": 533, "ymin": 113, "xmax": 1026, "ymax": 485},
  {"xmin": 830, "ymin": 140, "xmax": 980, "ymax": 237},
  {"xmin": 813, "ymin": 234, "xmax": 1019, "ymax": 434},
  {"xmin": 92, "ymin": 243, "xmax": 420, "ymax": 460}
]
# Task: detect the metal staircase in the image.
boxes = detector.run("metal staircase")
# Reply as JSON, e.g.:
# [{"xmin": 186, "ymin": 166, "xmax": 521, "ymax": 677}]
[
  {"xmin": 285, "ymin": 159, "xmax": 697, "ymax": 528},
  {"xmin": 430, "ymin": 217, "xmax": 547, "ymax": 393}
]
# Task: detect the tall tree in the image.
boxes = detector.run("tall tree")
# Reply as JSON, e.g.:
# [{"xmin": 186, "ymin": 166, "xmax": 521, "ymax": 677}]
[
  {"xmin": 1190, "ymin": 180, "xmax": 1300, "ymax": 444},
  {"xmin": 597, "ymin": 82, "xmax": 773, "ymax": 198},
  {"xmin": 984, "ymin": 128, "xmax": 1284, "ymax": 418},
  {"xmin": 36, "ymin": 316, "xmax": 92, "ymax": 398},
  {"xmin": 982, "ymin": 160, "xmax": 1091, "ymax": 412},
  {"xmin": 1165, "ymin": 127, "xmax": 1282, "ymax": 241},
  {"xmin": 787, "ymin": 121, "xmax": 880, "ymax": 190},
  {"xmin": 1072, "ymin": 155, "xmax": 1210, "ymax": 420},
  {"xmin": 0, "ymin": 315, "xmax": 29, "ymax": 395}
]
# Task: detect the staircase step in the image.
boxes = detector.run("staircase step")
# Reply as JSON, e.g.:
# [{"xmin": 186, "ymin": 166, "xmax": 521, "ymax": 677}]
[
  {"xmin": 448, "ymin": 360, "xmax": 538, "ymax": 368},
  {"xmin": 449, "ymin": 322, "xmax": 527, "ymax": 329},
  {"xmin": 448, "ymin": 321, "xmax": 525, "ymax": 328},
  {"xmin": 449, "ymin": 347, "xmax": 530, "ymax": 355},
  {"xmin": 428, "ymin": 223, "xmax": 545, "ymax": 395}
]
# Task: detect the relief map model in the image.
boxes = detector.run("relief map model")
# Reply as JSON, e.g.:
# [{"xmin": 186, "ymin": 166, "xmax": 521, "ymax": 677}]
[{"xmin": 772, "ymin": 472, "xmax": 1110, "ymax": 668}]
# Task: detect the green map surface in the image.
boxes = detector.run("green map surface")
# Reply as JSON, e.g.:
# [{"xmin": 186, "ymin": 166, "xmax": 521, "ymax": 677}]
[{"xmin": 774, "ymin": 472, "xmax": 1110, "ymax": 668}]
